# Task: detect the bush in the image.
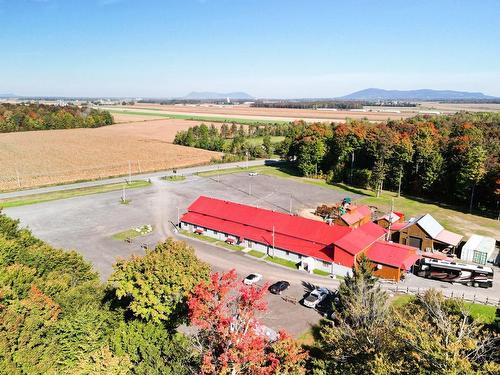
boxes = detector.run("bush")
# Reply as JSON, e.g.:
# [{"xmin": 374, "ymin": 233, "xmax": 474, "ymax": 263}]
[{"xmin": 351, "ymin": 169, "xmax": 372, "ymax": 188}]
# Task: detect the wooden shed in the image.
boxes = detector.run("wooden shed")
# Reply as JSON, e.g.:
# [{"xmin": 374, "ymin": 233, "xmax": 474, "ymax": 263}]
[{"xmin": 395, "ymin": 214, "xmax": 463, "ymax": 252}]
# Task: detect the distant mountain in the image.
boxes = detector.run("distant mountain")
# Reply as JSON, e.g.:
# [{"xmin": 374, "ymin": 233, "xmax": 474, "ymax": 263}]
[
  {"xmin": 182, "ymin": 91, "xmax": 253, "ymax": 100},
  {"xmin": 340, "ymin": 88, "xmax": 496, "ymax": 101},
  {"xmin": 0, "ymin": 93, "xmax": 15, "ymax": 98}
]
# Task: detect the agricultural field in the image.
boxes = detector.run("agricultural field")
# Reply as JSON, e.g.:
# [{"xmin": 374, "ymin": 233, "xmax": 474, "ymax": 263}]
[
  {"xmin": 111, "ymin": 103, "xmax": 416, "ymax": 122},
  {"xmin": 0, "ymin": 119, "xmax": 222, "ymax": 191},
  {"xmin": 112, "ymin": 112, "xmax": 168, "ymax": 123}
]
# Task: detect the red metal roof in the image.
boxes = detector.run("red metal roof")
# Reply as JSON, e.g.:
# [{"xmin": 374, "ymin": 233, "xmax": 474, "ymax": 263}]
[
  {"xmin": 334, "ymin": 222, "xmax": 387, "ymax": 255},
  {"xmin": 340, "ymin": 205, "xmax": 372, "ymax": 226},
  {"xmin": 390, "ymin": 222, "xmax": 408, "ymax": 231},
  {"xmin": 182, "ymin": 196, "xmax": 352, "ymax": 262},
  {"xmin": 367, "ymin": 241, "xmax": 420, "ymax": 270}
]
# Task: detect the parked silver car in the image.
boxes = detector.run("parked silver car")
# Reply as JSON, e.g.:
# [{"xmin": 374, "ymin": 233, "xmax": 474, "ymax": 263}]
[{"xmin": 303, "ymin": 287, "xmax": 330, "ymax": 308}]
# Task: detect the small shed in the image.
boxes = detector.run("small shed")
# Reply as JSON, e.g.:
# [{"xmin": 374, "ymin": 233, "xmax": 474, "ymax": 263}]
[
  {"xmin": 366, "ymin": 241, "xmax": 420, "ymax": 281},
  {"xmin": 395, "ymin": 214, "xmax": 462, "ymax": 252},
  {"xmin": 375, "ymin": 211, "xmax": 405, "ymax": 229},
  {"xmin": 335, "ymin": 205, "xmax": 372, "ymax": 228},
  {"xmin": 460, "ymin": 235, "xmax": 496, "ymax": 265}
]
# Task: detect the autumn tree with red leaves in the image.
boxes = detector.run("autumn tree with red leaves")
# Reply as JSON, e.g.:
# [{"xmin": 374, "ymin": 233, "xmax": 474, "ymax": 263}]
[{"xmin": 188, "ymin": 269, "xmax": 307, "ymax": 375}]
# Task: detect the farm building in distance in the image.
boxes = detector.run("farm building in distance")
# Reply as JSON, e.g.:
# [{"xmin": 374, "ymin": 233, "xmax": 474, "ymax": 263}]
[
  {"xmin": 390, "ymin": 214, "xmax": 463, "ymax": 253},
  {"xmin": 180, "ymin": 196, "xmax": 418, "ymax": 280}
]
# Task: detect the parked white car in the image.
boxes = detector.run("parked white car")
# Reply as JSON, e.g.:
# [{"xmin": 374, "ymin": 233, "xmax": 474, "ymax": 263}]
[
  {"xmin": 303, "ymin": 287, "xmax": 330, "ymax": 308},
  {"xmin": 243, "ymin": 273, "xmax": 263, "ymax": 285},
  {"xmin": 248, "ymin": 172, "xmax": 258, "ymax": 176}
]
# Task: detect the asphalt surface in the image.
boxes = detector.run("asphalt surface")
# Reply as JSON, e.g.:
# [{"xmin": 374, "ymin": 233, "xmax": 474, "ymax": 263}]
[
  {"xmin": 0, "ymin": 158, "xmax": 271, "ymax": 199},
  {"xmin": 4, "ymin": 173, "xmax": 500, "ymax": 336}
]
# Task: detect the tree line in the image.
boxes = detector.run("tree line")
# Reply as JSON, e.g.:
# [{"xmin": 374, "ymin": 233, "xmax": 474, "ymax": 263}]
[
  {"xmin": 251, "ymin": 100, "xmax": 417, "ymax": 110},
  {"xmin": 278, "ymin": 112, "xmax": 500, "ymax": 213},
  {"xmin": 173, "ymin": 122, "xmax": 291, "ymax": 161},
  {"xmin": 0, "ymin": 211, "xmax": 498, "ymax": 374},
  {"xmin": 0, "ymin": 103, "xmax": 114, "ymax": 133}
]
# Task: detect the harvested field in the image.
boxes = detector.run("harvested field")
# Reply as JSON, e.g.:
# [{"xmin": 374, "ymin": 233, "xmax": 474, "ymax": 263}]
[
  {"xmin": 112, "ymin": 112, "xmax": 168, "ymax": 123},
  {"xmin": 0, "ymin": 119, "xmax": 222, "ymax": 191},
  {"xmin": 119, "ymin": 103, "xmax": 415, "ymax": 122}
]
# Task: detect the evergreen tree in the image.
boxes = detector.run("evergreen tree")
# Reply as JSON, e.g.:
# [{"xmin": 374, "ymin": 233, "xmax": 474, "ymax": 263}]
[{"xmin": 315, "ymin": 254, "xmax": 392, "ymax": 374}]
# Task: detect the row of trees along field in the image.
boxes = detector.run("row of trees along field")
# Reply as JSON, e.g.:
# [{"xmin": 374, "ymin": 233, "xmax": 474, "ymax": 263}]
[
  {"xmin": 0, "ymin": 103, "xmax": 113, "ymax": 133},
  {"xmin": 173, "ymin": 122, "xmax": 291, "ymax": 160},
  {"xmin": 278, "ymin": 112, "xmax": 500, "ymax": 213},
  {"xmin": 251, "ymin": 100, "xmax": 417, "ymax": 109},
  {"xmin": 1, "ymin": 210, "xmax": 498, "ymax": 374}
]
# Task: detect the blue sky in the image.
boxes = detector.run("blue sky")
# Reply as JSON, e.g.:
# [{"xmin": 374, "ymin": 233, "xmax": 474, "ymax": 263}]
[{"xmin": 1, "ymin": 0, "xmax": 499, "ymax": 98}]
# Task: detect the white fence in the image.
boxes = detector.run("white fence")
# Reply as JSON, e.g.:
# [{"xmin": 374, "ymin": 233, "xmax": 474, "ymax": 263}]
[{"xmin": 386, "ymin": 284, "xmax": 500, "ymax": 307}]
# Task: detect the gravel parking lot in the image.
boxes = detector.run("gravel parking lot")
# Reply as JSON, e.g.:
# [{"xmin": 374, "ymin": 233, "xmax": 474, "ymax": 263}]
[
  {"xmin": 4, "ymin": 172, "xmax": 499, "ymax": 337},
  {"xmin": 4, "ymin": 172, "xmax": 359, "ymax": 336}
]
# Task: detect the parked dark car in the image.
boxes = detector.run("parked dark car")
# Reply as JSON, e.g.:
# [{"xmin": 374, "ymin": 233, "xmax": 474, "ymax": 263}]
[
  {"xmin": 316, "ymin": 290, "xmax": 341, "ymax": 322},
  {"xmin": 268, "ymin": 280, "xmax": 290, "ymax": 295}
]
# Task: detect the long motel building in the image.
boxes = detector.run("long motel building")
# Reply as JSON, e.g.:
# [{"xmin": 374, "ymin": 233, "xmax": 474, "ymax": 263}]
[{"xmin": 180, "ymin": 196, "xmax": 420, "ymax": 281}]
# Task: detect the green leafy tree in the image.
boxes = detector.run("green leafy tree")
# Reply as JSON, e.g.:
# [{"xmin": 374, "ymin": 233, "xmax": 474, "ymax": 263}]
[
  {"xmin": 262, "ymin": 134, "xmax": 273, "ymax": 157},
  {"xmin": 111, "ymin": 320, "xmax": 196, "ymax": 374},
  {"xmin": 110, "ymin": 238, "xmax": 210, "ymax": 324},
  {"xmin": 411, "ymin": 122, "xmax": 444, "ymax": 192}
]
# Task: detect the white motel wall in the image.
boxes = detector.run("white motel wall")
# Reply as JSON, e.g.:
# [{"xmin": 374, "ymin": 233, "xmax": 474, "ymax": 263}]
[{"xmin": 180, "ymin": 221, "xmax": 352, "ymax": 277}]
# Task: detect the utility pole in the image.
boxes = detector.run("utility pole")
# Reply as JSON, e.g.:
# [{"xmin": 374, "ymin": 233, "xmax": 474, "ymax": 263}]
[
  {"xmin": 289, "ymin": 195, "xmax": 293, "ymax": 214},
  {"xmin": 397, "ymin": 170, "xmax": 402, "ymax": 197},
  {"xmin": 138, "ymin": 160, "xmax": 142, "ymax": 174},
  {"xmin": 15, "ymin": 167, "xmax": 21, "ymax": 189},
  {"xmin": 387, "ymin": 198, "xmax": 394, "ymax": 241},
  {"xmin": 177, "ymin": 207, "xmax": 180, "ymax": 227},
  {"xmin": 350, "ymin": 151, "xmax": 354, "ymax": 184},
  {"xmin": 246, "ymin": 151, "xmax": 249, "ymax": 169},
  {"xmin": 121, "ymin": 185, "xmax": 126, "ymax": 203},
  {"xmin": 128, "ymin": 160, "xmax": 132, "ymax": 184}
]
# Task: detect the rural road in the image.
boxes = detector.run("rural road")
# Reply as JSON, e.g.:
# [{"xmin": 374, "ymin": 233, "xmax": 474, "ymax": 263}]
[{"xmin": 0, "ymin": 158, "xmax": 277, "ymax": 199}]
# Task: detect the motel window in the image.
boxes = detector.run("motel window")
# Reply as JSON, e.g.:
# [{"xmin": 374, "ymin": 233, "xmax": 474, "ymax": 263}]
[
  {"xmin": 285, "ymin": 251, "xmax": 289, "ymax": 256},
  {"xmin": 323, "ymin": 261, "xmax": 330, "ymax": 268}
]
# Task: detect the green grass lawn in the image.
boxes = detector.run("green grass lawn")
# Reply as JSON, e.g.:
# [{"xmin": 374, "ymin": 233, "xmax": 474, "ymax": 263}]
[
  {"xmin": 179, "ymin": 229, "xmax": 243, "ymax": 251},
  {"xmin": 198, "ymin": 164, "xmax": 498, "ymax": 239},
  {"xmin": 465, "ymin": 302, "xmax": 497, "ymax": 324},
  {"xmin": 161, "ymin": 175, "xmax": 186, "ymax": 182},
  {"xmin": 108, "ymin": 109, "xmax": 290, "ymax": 126},
  {"xmin": 390, "ymin": 294, "xmax": 496, "ymax": 324},
  {"xmin": 245, "ymin": 136, "xmax": 285, "ymax": 146},
  {"xmin": 0, "ymin": 180, "xmax": 151, "ymax": 208},
  {"xmin": 112, "ymin": 225, "xmax": 153, "ymax": 241},
  {"xmin": 247, "ymin": 250, "xmax": 266, "ymax": 258},
  {"xmin": 313, "ymin": 269, "xmax": 331, "ymax": 277},
  {"xmin": 180, "ymin": 229, "xmax": 219, "ymax": 243},
  {"xmin": 266, "ymin": 256, "xmax": 299, "ymax": 269},
  {"xmin": 217, "ymin": 241, "xmax": 245, "ymax": 251}
]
